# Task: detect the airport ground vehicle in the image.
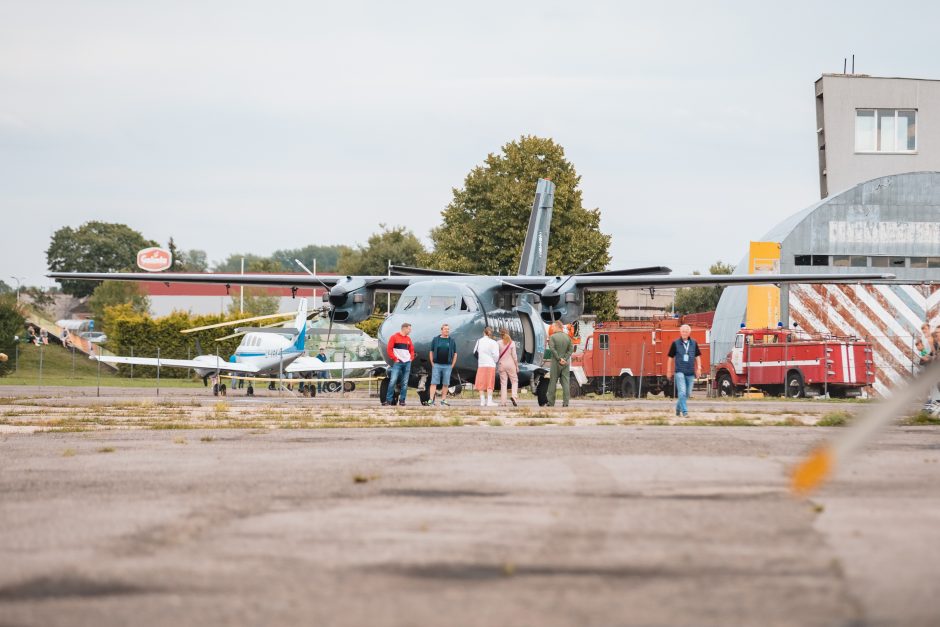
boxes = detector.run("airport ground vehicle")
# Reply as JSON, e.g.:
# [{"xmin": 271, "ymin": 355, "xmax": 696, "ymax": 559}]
[
  {"xmin": 712, "ymin": 328, "xmax": 874, "ymax": 398},
  {"xmin": 569, "ymin": 318, "xmax": 711, "ymax": 397}
]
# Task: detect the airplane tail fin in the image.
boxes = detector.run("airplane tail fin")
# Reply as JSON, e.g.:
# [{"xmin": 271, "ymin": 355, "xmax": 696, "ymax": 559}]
[
  {"xmin": 517, "ymin": 178, "xmax": 555, "ymax": 276},
  {"xmin": 293, "ymin": 298, "xmax": 308, "ymax": 351}
]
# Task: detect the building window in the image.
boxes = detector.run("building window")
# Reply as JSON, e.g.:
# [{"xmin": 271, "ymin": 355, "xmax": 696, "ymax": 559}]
[
  {"xmin": 812, "ymin": 255, "xmax": 829, "ymax": 266},
  {"xmin": 855, "ymin": 109, "xmax": 916, "ymax": 152},
  {"xmin": 833, "ymin": 255, "xmax": 868, "ymax": 267},
  {"xmin": 910, "ymin": 257, "xmax": 927, "ymax": 269},
  {"xmin": 871, "ymin": 256, "xmax": 907, "ymax": 268},
  {"xmin": 930, "ymin": 258, "xmax": 940, "ymax": 269},
  {"xmin": 794, "ymin": 255, "xmax": 811, "ymax": 266}
]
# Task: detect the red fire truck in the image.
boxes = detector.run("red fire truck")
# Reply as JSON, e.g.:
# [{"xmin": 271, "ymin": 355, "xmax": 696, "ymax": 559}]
[
  {"xmin": 570, "ymin": 318, "xmax": 710, "ymax": 397},
  {"xmin": 712, "ymin": 328, "xmax": 874, "ymax": 398}
]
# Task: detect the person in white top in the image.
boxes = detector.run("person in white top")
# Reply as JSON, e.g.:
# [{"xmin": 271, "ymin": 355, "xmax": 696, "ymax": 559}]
[{"xmin": 474, "ymin": 327, "xmax": 501, "ymax": 407}]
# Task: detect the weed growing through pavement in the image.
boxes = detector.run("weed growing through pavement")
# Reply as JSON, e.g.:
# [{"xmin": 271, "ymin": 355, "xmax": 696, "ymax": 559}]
[
  {"xmin": 817, "ymin": 411, "xmax": 851, "ymax": 427},
  {"xmin": 904, "ymin": 411, "xmax": 940, "ymax": 426},
  {"xmin": 173, "ymin": 437, "xmax": 187, "ymax": 444},
  {"xmin": 97, "ymin": 446, "xmax": 116, "ymax": 453},
  {"xmin": 62, "ymin": 448, "xmax": 76, "ymax": 457},
  {"xmin": 200, "ymin": 435, "xmax": 215, "ymax": 442},
  {"xmin": 487, "ymin": 418, "xmax": 503, "ymax": 427}
]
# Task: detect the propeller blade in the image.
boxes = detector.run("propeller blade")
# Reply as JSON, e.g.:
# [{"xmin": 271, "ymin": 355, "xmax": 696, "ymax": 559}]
[
  {"xmin": 791, "ymin": 357, "xmax": 940, "ymax": 495},
  {"xmin": 181, "ymin": 311, "xmax": 294, "ymax": 334}
]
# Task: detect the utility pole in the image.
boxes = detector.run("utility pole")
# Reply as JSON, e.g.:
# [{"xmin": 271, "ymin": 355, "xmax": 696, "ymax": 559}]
[
  {"xmin": 240, "ymin": 257, "xmax": 244, "ymax": 314},
  {"xmin": 10, "ymin": 276, "xmax": 24, "ymax": 304}
]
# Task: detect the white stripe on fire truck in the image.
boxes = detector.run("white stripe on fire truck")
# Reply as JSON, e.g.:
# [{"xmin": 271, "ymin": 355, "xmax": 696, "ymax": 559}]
[
  {"xmin": 840, "ymin": 344, "xmax": 849, "ymax": 381},
  {"xmin": 848, "ymin": 344, "xmax": 857, "ymax": 381},
  {"xmin": 745, "ymin": 360, "xmax": 820, "ymax": 368}
]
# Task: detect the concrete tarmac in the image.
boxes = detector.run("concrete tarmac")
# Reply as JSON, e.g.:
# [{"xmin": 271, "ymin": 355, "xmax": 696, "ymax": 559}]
[{"xmin": 1, "ymin": 425, "xmax": 938, "ymax": 626}]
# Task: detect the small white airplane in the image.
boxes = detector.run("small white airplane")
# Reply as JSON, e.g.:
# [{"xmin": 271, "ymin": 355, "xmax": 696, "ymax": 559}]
[{"xmin": 93, "ymin": 298, "xmax": 385, "ymax": 396}]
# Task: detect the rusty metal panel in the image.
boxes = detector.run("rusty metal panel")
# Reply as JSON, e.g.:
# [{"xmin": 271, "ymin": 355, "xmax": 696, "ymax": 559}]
[{"xmin": 789, "ymin": 283, "xmax": 940, "ymax": 396}]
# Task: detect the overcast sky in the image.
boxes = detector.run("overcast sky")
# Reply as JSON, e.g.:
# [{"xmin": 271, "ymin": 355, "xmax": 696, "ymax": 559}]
[{"xmin": 2, "ymin": 1, "xmax": 939, "ymax": 288}]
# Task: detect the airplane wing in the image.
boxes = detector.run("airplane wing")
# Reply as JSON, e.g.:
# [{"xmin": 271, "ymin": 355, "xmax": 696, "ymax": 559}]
[
  {"xmin": 93, "ymin": 355, "xmax": 260, "ymax": 373},
  {"xmin": 47, "ymin": 271, "xmax": 416, "ymax": 290},
  {"xmin": 286, "ymin": 357, "xmax": 386, "ymax": 374},
  {"xmin": 498, "ymin": 272, "xmax": 896, "ymax": 291}
]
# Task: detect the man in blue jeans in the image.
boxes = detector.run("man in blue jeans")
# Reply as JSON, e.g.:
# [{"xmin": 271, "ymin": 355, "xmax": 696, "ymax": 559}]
[
  {"xmin": 384, "ymin": 323, "xmax": 414, "ymax": 406},
  {"xmin": 666, "ymin": 324, "xmax": 702, "ymax": 417}
]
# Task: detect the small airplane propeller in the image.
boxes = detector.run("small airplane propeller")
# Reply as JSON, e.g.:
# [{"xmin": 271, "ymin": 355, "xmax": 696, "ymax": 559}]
[{"xmin": 791, "ymin": 357, "xmax": 940, "ymax": 495}]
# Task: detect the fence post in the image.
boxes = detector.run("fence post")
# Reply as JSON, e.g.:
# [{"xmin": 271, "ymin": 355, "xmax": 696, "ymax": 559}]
[
  {"xmin": 130, "ymin": 346, "xmax": 134, "ymax": 379},
  {"xmin": 341, "ymin": 349, "xmax": 347, "ymax": 396},
  {"xmin": 279, "ymin": 349, "xmax": 283, "ymax": 396},
  {"xmin": 156, "ymin": 347, "xmax": 161, "ymax": 397},
  {"xmin": 38, "ymin": 344, "xmax": 44, "ymax": 393},
  {"xmin": 14, "ymin": 342, "xmax": 18, "ymax": 373},
  {"xmin": 96, "ymin": 345, "xmax": 101, "ymax": 398}
]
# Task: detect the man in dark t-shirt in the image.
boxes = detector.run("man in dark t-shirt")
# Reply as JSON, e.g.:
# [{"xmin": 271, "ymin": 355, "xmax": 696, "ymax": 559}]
[
  {"xmin": 426, "ymin": 323, "xmax": 458, "ymax": 406},
  {"xmin": 666, "ymin": 324, "xmax": 702, "ymax": 417}
]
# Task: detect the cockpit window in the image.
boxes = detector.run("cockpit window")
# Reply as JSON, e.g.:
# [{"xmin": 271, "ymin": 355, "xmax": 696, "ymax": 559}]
[
  {"xmin": 397, "ymin": 296, "xmax": 422, "ymax": 312},
  {"xmin": 462, "ymin": 297, "xmax": 477, "ymax": 312},
  {"xmin": 428, "ymin": 295, "xmax": 458, "ymax": 310}
]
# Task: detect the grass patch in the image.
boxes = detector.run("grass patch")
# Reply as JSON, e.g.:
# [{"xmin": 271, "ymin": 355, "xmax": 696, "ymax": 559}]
[
  {"xmin": 353, "ymin": 473, "xmax": 379, "ymax": 484},
  {"xmin": 447, "ymin": 416, "xmax": 464, "ymax": 427},
  {"xmin": 561, "ymin": 418, "xmax": 576, "ymax": 426},
  {"xmin": 173, "ymin": 437, "xmax": 187, "ymax": 444},
  {"xmin": 516, "ymin": 419, "xmax": 555, "ymax": 427},
  {"xmin": 62, "ymin": 448, "xmax": 76, "ymax": 457},
  {"xmin": 200, "ymin": 435, "xmax": 215, "ymax": 442},
  {"xmin": 903, "ymin": 411, "xmax": 940, "ymax": 426},
  {"xmin": 487, "ymin": 418, "xmax": 503, "ymax": 427},
  {"xmin": 817, "ymin": 411, "xmax": 851, "ymax": 427},
  {"xmin": 97, "ymin": 446, "xmax": 116, "ymax": 453},
  {"xmin": 682, "ymin": 417, "xmax": 757, "ymax": 427}
]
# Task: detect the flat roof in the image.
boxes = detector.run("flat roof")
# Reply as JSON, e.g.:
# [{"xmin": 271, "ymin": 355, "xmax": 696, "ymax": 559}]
[{"xmin": 817, "ymin": 73, "xmax": 940, "ymax": 83}]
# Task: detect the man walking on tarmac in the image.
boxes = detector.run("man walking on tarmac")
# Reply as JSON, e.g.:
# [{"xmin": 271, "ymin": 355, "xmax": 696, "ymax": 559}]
[
  {"xmin": 546, "ymin": 320, "xmax": 574, "ymax": 407},
  {"xmin": 666, "ymin": 323, "xmax": 702, "ymax": 417}
]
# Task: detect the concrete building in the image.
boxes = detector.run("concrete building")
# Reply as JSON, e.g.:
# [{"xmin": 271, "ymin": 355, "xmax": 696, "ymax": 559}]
[
  {"xmin": 616, "ymin": 288, "xmax": 676, "ymax": 319},
  {"xmin": 816, "ymin": 74, "xmax": 940, "ymax": 198},
  {"xmin": 712, "ymin": 172, "xmax": 940, "ymax": 395}
]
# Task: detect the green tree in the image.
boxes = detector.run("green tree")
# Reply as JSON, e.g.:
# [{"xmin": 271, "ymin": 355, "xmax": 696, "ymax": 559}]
[
  {"xmin": 425, "ymin": 135, "xmax": 617, "ymax": 320},
  {"xmin": 0, "ymin": 280, "xmax": 11, "ymax": 295},
  {"xmin": 337, "ymin": 225, "xmax": 426, "ymax": 276},
  {"xmin": 271, "ymin": 245, "xmax": 350, "ymax": 272},
  {"xmin": 673, "ymin": 261, "xmax": 735, "ymax": 315},
  {"xmin": 47, "ymin": 221, "xmax": 156, "ymax": 297},
  {"xmin": 88, "ymin": 281, "xmax": 151, "ymax": 332},
  {"xmin": 0, "ymin": 295, "xmax": 25, "ymax": 376},
  {"xmin": 227, "ymin": 288, "xmax": 280, "ymax": 316},
  {"xmin": 179, "ymin": 249, "xmax": 208, "ymax": 272}
]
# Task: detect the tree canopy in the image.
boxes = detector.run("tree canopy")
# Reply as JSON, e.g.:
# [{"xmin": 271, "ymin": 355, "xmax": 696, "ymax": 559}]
[
  {"xmin": 213, "ymin": 245, "xmax": 349, "ymax": 273},
  {"xmin": 0, "ymin": 295, "xmax": 25, "ymax": 376},
  {"xmin": 337, "ymin": 225, "xmax": 426, "ymax": 276},
  {"xmin": 425, "ymin": 135, "xmax": 617, "ymax": 319},
  {"xmin": 47, "ymin": 221, "xmax": 156, "ymax": 297},
  {"xmin": 673, "ymin": 261, "xmax": 735, "ymax": 315},
  {"xmin": 88, "ymin": 281, "xmax": 151, "ymax": 332}
]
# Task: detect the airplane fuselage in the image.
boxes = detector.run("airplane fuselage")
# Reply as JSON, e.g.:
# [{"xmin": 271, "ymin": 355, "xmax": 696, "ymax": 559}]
[{"xmin": 378, "ymin": 278, "xmax": 548, "ymax": 394}]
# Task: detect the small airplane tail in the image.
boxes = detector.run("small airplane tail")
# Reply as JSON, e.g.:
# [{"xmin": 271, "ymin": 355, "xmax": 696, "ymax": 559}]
[
  {"xmin": 517, "ymin": 178, "xmax": 555, "ymax": 276},
  {"xmin": 293, "ymin": 298, "xmax": 308, "ymax": 351}
]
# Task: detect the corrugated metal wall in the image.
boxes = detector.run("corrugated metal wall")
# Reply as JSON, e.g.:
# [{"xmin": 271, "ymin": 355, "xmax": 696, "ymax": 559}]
[{"xmin": 789, "ymin": 283, "xmax": 940, "ymax": 396}]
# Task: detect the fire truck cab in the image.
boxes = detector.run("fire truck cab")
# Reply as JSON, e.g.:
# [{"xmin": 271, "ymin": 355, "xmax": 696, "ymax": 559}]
[{"xmin": 713, "ymin": 328, "xmax": 873, "ymax": 398}]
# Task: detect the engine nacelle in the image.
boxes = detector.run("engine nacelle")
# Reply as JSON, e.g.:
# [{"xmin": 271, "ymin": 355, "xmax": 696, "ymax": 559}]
[
  {"xmin": 328, "ymin": 277, "xmax": 375, "ymax": 323},
  {"xmin": 539, "ymin": 277, "xmax": 584, "ymax": 324}
]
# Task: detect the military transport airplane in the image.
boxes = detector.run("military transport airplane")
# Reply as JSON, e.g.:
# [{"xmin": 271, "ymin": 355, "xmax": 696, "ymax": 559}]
[
  {"xmin": 90, "ymin": 298, "xmax": 384, "ymax": 396},
  {"xmin": 50, "ymin": 179, "xmax": 894, "ymax": 405}
]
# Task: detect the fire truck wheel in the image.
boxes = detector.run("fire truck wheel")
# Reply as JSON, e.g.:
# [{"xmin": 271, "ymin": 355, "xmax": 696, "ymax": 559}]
[
  {"xmin": 569, "ymin": 379, "xmax": 581, "ymax": 398},
  {"xmin": 716, "ymin": 372, "xmax": 735, "ymax": 398},
  {"xmin": 620, "ymin": 376, "xmax": 637, "ymax": 398},
  {"xmin": 785, "ymin": 371, "xmax": 805, "ymax": 398}
]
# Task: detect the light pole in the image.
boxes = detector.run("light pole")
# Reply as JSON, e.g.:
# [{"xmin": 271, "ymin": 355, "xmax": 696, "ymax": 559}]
[{"xmin": 10, "ymin": 276, "xmax": 24, "ymax": 304}]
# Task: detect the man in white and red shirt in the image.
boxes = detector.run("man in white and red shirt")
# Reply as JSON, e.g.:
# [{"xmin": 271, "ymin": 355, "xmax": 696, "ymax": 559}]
[{"xmin": 384, "ymin": 323, "xmax": 415, "ymax": 406}]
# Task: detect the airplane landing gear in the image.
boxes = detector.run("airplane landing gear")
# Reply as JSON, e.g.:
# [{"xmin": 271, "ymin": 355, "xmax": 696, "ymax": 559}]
[{"xmin": 247, "ymin": 384, "xmax": 254, "ymax": 397}]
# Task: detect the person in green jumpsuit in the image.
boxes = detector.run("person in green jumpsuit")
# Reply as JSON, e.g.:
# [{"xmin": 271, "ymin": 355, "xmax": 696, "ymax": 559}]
[{"xmin": 547, "ymin": 320, "xmax": 574, "ymax": 407}]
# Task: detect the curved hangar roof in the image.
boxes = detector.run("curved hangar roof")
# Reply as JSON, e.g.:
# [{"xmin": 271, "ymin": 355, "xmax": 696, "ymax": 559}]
[{"xmin": 711, "ymin": 171, "xmax": 940, "ymax": 392}]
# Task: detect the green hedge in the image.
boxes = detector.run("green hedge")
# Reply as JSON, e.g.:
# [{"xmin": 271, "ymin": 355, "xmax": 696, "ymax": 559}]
[{"xmin": 106, "ymin": 306, "xmax": 244, "ymax": 378}]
